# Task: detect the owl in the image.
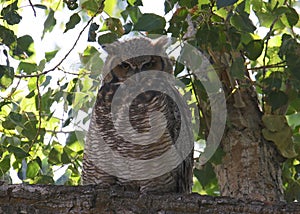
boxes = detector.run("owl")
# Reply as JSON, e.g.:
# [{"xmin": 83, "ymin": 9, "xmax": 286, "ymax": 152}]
[{"xmin": 82, "ymin": 36, "xmax": 194, "ymax": 193}]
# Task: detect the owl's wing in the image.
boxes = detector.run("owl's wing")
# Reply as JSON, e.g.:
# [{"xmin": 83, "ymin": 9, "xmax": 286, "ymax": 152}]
[{"xmin": 166, "ymin": 86, "xmax": 194, "ymax": 193}]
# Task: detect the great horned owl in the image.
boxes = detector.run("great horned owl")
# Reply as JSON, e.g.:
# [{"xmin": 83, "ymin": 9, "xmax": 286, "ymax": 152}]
[{"xmin": 82, "ymin": 36, "xmax": 194, "ymax": 193}]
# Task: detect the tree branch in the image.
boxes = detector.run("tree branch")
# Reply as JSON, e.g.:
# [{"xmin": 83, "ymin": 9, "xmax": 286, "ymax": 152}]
[{"xmin": 1, "ymin": 184, "xmax": 300, "ymax": 213}]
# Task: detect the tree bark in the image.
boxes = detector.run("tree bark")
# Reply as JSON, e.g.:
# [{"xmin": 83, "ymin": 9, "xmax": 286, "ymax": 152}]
[
  {"xmin": 214, "ymin": 87, "xmax": 285, "ymax": 202},
  {"xmin": 1, "ymin": 184, "xmax": 299, "ymax": 214}
]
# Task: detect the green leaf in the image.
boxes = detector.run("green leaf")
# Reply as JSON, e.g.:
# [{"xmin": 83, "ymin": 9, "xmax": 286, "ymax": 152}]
[
  {"xmin": 216, "ymin": 0, "xmax": 238, "ymax": 9},
  {"xmin": 64, "ymin": 1, "xmax": 78, "ymax": 10},
  {"xmin": 55, "ymin": 169, "xmax": 71, "ymax": 185},
  {"xmin": 17, "ymin": 62, "xmax": 38, "ymax": 74},
  {"xmin": 88, "ymin": 22, "xmax": 99, "ymax": 42},
  {"xmin": 0, "ymin": 155, "xmax": 10, "ymax": 177},
  {"xmin": 81, "ymin": 0, "xmax": 104, "ymax": 15},
  {"xmin": 230, "ymin": 57, "xmax": 245, "ymax": 79},
  {"xmin": 164, "ymin": 0, "xmax": 177, "ymax": 14},
  {"xmin": 33, "ymin": 4, "xmax": 48, "ymax": 10},
  {"xmin": 101, "ymin": 18, "xmax": 124, "ymax": 37},
  {"xmin": 286, "ymin": 7, "xmax": 299, "ymax": 27},
  {"xmin": 8, "ymin": 145, "xmax": 30, "ymax": 159},
  {"xmin": 244, "ymin": 39, "xmax": 264, "ymax": 60},
  {"xmin": 127, "ymin": 0, "xmax": 143, "ymax": 6},
  {"xmin": 262, "ymin": 115, "xmax": 286, "ymax": 132},
  {"xmin": 43, "ymin": 9, "xmax": 56, "ymax": 38},
  {"xmin": 267, "ymin": 91, "xmax": 288, "ymax": 111},
  {"xmin": 45, "ymin": 50, "xmax": 59, "ymax": 62},
  {"xmin": 9, "ymin": 112, "xmax": 22, "ymax": 124},
  {"xmin": 123, "ymin": 23, "xmax": 133, "ymax": 34},
  {"xmin": 194, "ymin": 163, "xmax": 217, "ymax": 188},
  {"xmin": 286, "ymin": 112, "xmax": 300, "ymax": 130},
  {"xmin": 3, "ymin": 10, "xmax": 22, "ymax": 25},
  {"xmin": 0, "ymin": 65, "xmax": 14, "ymax": 89},
  {"xmin": 97, "ymin": 32, "xmax": 118, "ymax": 46},
  {"xmin": 48, "ymin": 144, "xmax": 63, "ymax": 164},
  {"xmin": 178, "ymin": 0, "xmax": 198, "ymax": 8},
  {"xmin": 64, "ymin": 13, "xmax": 81, "ymax": 33},
  {"xmin": 35, "ymin": 175, "xmax": 54, "ymax": 184},
  {"xmin": 230, "ymin": 13, "xmax": 256, "ymax": 32},
  {"xmin": 133, "ymin": 13, "xmax": 166, "ymax": 33},
  {"xmin": 13, "ymin": 35, "xmax": 34, "ymax": 59},
  {"xmin": 0, "ymin": 25, "xmax": 17, "ymax": 46},
  {"xmin": 121, "ymin": 6, "xmax": 142, "ymax": 23},
  {"xmin": 22, "ymin": 119, "xmax": 38, "ymax": 141},
  {"xmin": 26, "ymin": 160, "xmax": 40, "ymax": 179},
  {"xmin": 1, "ymin": 0, "xmax": 22, "ymax": 25}
]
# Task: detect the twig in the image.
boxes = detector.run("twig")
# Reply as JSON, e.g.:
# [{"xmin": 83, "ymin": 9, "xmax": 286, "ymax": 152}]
[
  {"xmin": 261, "ymin": 13, "xmax": 281, "ymax": 111},
  {"xmin": 247, "ymin": 62, "xmax": 286, "ymax": 71},
  {"xmin": 28, "ymin": 0, "xmax": 37, "ymax": 17},
  {"xmin": 15, "ymin": 4, "xmax": 103, "ymax": 79},
  {"xmin": 45, "ymin": 129, "xmax": 75, "ymax": 134},
  {"xmin": 32, "ymin": 75, "xmax": 42, "ymax": 144}
]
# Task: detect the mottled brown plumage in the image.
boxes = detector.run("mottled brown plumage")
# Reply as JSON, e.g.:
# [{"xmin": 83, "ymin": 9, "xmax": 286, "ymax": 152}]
[{"xmin": 82, "ymin": 37, "xmax": 193, "ymax": 193}]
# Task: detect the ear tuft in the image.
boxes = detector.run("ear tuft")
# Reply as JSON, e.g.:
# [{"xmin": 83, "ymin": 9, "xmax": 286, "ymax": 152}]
[
  {"xmin": 153, "ymin": 36, "xmax": 170, "ymax": 51},
  {"xmin": 102, "ymin": 41, "xmax": 121, "ymax": 55}
]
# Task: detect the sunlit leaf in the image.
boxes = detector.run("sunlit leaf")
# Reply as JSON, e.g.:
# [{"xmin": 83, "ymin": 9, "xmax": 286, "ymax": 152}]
[
  {"xmin": 127, "ymin": 0, "xmax": 142, "ymax": 6},
  {"xmin": 48, "ymin": 144, "xmax": 63, "ymax": 164},
  {"xmin": 0, "ymin": 65, "xmax": 14, "ymax": 89},
  {"xmin": 45, "ymin": 50, "xmax": 59, "ymax": 62},
  {"xmin": 26, "ymin": 160, "xmax": 40, "ymax": 179},
  {"xmin": 17, "ymin": 62, "xmax": 37, "ymax": 74},
  {"xmin": 286, "ymin": 112, "xmax": 300, "ymax": 130},
  {"xmin": 0, "ymin": 156, "xmax": 10, "ymax": 177},
  {"xmin": 103, "ymin": 0, "xmax": 117, "ymax": 16}
]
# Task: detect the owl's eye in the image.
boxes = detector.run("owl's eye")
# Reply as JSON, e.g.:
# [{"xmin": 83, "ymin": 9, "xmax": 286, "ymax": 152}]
[
  {"xmin": 142, "ymin": 61, "xmax": 154, "ymax": 70},
  {"xmin": 120, "ymin": 62, "xmax": 130, "ymax": 70}
]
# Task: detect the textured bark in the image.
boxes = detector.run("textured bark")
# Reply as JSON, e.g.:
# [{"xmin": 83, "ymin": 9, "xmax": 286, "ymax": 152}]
[
  {"xmin": 1, "ymin": 184, "xmax": 300, "ymax": 214},
  {"xmin": 214, "ymin": 87, "xmax": 284, "ymax": 202}
]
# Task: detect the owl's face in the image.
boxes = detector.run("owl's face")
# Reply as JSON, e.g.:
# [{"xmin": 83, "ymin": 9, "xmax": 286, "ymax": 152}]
[{"xmin": 109, "ymin": 55, "xmax": 170, "ymax": 83}]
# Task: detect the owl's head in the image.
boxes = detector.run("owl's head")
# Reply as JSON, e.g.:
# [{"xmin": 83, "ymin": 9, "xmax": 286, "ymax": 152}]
[{"xmin": 102, "ymin": 36, "xmax": 173, "ymax": 83}]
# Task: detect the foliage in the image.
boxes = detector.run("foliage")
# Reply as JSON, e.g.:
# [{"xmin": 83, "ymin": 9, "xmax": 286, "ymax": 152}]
[{"xmin": 0, "ymin": 0, "xmax": 300, "ymax": 201}]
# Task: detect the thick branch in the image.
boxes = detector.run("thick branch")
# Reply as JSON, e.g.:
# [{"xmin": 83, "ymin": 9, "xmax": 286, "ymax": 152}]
[{"xmin": 1, "ymin": 184, "xmax": 300, "ymax": 213}]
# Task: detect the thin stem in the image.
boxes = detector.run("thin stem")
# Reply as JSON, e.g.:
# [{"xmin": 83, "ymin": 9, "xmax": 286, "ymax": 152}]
[{"xmin": 15, "ymin": 4, "xmax": 103, "ymax": 79}]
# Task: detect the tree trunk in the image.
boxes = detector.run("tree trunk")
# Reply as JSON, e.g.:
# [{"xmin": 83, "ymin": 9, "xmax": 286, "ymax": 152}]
[
  {"xmin": 214, "ymin": 87, "xmax": 285, "ymax": 202},
  {"xmin": 1, "ymin": 184, "xmax": 299, "ymax": 213}
]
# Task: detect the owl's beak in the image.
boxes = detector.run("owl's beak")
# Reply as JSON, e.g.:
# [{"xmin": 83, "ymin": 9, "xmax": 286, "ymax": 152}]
[{"xmin": 134, "ymin": 67, "xmax": 141, "ymax": 82}]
